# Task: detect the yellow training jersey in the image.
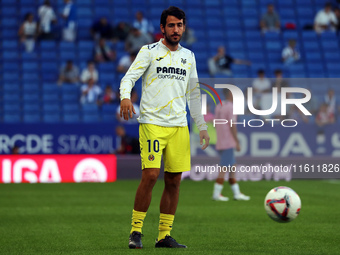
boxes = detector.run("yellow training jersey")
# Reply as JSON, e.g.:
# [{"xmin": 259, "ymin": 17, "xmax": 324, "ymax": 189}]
[{"xmin": 120, "ymin": 39, "xmax": 207, "ymax": 131}]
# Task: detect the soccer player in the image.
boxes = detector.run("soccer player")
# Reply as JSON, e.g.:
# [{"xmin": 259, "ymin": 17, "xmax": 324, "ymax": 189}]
[
  {"xmin": 212, "ymin": 89, "xmax": 250, "ymax": 201},
  {"xmin": 119, "ymin": 6, "xmax": 210, "ymax": 249}
]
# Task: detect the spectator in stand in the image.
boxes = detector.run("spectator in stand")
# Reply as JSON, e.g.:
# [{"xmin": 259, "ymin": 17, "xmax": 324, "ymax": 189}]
[
  {"xmin": 282, "ymin": 39, "xmax": 300, "ymax": 65},
  {"xmin": 115, "ymin": 126, "xmax": 140, "ymax": 155},
  {"xmin": 314, "ymin": 3, "xmax": 338, "ymax": 33},
  {"xmin": 57, "ymin": 60, "xmax": 79, "ymax": 85},
  {"xmin": 91, "ymin": 17, "xmax": 114, "ymax": 41},
  {"xmin": 61, "ymin": 0, "xmax": 77, "ymax": 42},
  {"xmin": 260, "ymin": 4, "xmax": 280, "ymax": 33},
  {"xmin": 80, "ymin": 61, "xmax": 99, "ymax": 83},
  {"xmin": 116, "ymin": 90, "xmax": 140, "ymax": 123},
  {"xmin": 288, "ymin": 105, "xmax": 309, "ymax": 124},
  {"xmin": 334, "ymin": 8, "xmax": 340, "ymax": 31},
  {"xmin": 271, "ymin": 70, "xmax": 290, "ymax": 119},
  {"xmin": 125, "ymin": 27, "xmax": 153, "ymax": 53},
  {"xmin": 80, "ymin": 78, "xmax": 102, "ymax": 104},
  {"xmin": 208, "ymin": 46, "xmax": 251, "ymax": 77},
  {"xmin": 133, "ymin": 11, "xmax": 154, "ymax": 35},
  {"xmin": 38, "ymin": 0, "xmax": 57, "ymax": 40},
  {"xmin": 117, "ymin": 52, "xmax": 137, "ymax": 74},
  {"xmin": 316, "ymin": 103, "xmax": 335, "ymax": 126},
  {"xmin": 98, "ymin": 85, "xmax": 117, "ymax": 105},
  {"xmin": 272, "ymin": 69, "xmax": 289, "ymax": 93},
  {"xmin": 18, "ymin": 13, "xmax": 38, "ymax": 52},
  {"xmin": 324, "ymin": 89, "xmax": 337, "ymax": 115},
  {"xmin": 94, "ymin": 38, "xmax": 116, "ymax": 63},
  {"xmin": 252, "ymin": 69, "xmax": 271, "ymax": 111},
  {"xmin": 113, "ymin": 22, "xmax": 131, "ymax": 42}
]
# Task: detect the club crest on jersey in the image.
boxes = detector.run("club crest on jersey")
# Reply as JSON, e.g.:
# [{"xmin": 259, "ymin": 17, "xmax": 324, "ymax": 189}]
[
  {"xmin": 148, "ymin": 154, "xmax": 155, "ymax": 161},
  {"xmin": 156, "ymin": 67, "xmax": 186, "ymax": 76},
  {"xmin": 181, "ymin": 58, "xmax": 187, "ymax": 65}
]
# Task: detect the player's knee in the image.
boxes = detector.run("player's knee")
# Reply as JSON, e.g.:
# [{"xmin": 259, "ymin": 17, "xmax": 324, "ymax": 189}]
[
  {"xmin": 142, "ymin": 169, "xmax": 159, "ymax": 184},
  {"xmin": 165, "ymin": 178, "xmax": 181, "ymax": 191}
]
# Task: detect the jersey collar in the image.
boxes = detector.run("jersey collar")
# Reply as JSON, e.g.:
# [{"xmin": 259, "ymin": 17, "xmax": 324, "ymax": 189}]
[{"xmin": 159, "ymin": 38, "xmax": 182, "ymax": 52}]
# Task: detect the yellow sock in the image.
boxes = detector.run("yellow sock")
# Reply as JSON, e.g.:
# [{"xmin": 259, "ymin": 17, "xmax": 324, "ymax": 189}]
[
  {"xmin": 158, "ymin": 213, "xmax": 174, "ymax": 240},
  {"xmin": 130, "ymin": 209, "xmax": 146, "ymax": 234}
]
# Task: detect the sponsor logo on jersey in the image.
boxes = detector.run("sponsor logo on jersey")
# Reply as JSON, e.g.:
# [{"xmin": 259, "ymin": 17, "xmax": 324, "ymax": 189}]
[
  {"xmin": 156, "ymin": 67, "xmax": 187, "ymax": 76},
  {"xmin": 156, "ymin": 57, "xmax": 164, "ymax": 61}
]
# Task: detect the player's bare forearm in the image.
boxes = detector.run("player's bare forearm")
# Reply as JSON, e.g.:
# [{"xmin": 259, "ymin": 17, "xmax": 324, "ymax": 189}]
[{"xmin": 120, "ymin": 98, "xmax": 136, "ymax": 120}]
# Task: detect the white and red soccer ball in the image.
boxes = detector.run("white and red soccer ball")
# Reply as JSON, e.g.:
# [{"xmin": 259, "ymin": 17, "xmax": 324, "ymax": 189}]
[{"xmin": 264, "ymin": 186, "xmax": 301, "ymax": 223}]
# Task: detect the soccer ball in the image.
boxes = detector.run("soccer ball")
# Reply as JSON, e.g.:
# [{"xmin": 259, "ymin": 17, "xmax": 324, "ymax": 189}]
[{"xmin": 264, "ymin": 186, "xmax": 301, "ymax": 223}]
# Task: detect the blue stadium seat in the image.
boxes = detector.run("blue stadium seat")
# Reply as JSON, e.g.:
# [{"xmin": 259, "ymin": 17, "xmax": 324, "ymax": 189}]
[
  {"xmin": 3, "ymin": 103, "xmax": 21, "ymax": 112},
  {"xmin": 94, "ymin": 7, "xmax": 112, "ymax": 18},
  {"xmin": 40, "ymin": 41, "xmax": 57, "ymax": 50},
  {"xmin": 23, "ymin": 73, "xmax": 40, "ymax": 82},
  {"xmin": 43, "ymin": 113, "xmax": 60, "ymax": 123},
  {"xmin": 223, "ymin": 7, "xmax": 240, "ymax": 18},
  {"xmin": 2, "ymin": 40, "xmax": 19, "ymax": 49},
  {"xmin": 22, "ymin": 62, "xmax": 39, "ymax": 71},
  {"xmin": 102, "ymin": 104, "xmax": 117, "ymax": 113},
  {"xmin": 1, "ymin": 29, "xmax": 17, "ymax": 39},
  {"xmin": 59, "ymin": 42, "xmax": 76, "ymax": 51},
  {"xmin": 42, "ymin": 93, "xmax": 60, "ymax": 102},
  {"xmin": 243, "ymin": 18, "xmax": 259, "ymax": 30},
  {"xmin": 23, "ymin": 102, "xmax": 40, "ymax": 112},
  {"xmin": 82, "ymin": 104, "xmax": 99, "ymax": 113},
  {"xmin": 23, "ymin": 112, "xmax": 41, "ymax": 123},
  {"xmin": 40, "ymin": 50, "xmax": 58, "ymax": 61},
  {"xmin": 2, "ymin": 51, "xmax": 19, "ymax": 60},
  {"xmin": 3, "ymin": 113, "xmax": 21, "ymax": 123},
  {"xmin": 1, "ymin": 18, "xmax": 18, "ymax": 27},
  {"xmin": 321, "ymin": 41, "xmax": 339, "ymax": 50},
  {"xmin": 77, "ymin": 7, "xmax": 93, "ymax": 18},
  {"xmin": 303, "ymin": 41, "xmax": 320, "ymax": 50},
  {"xmin": 1, "ymin": 7, "xmax": 18, "ymax": 16},
  {"xmin": 241, "ymin": 8, "xmax": 258, "ymax": 18},
  {"xmin": 296, "ymin": 7, "xmax": 314, "ymax": 18},
  {"xmin": 102, "ymin": 113, "xmax": 116, "ymax": 122},
  {"xmin": 22, "ymin": 83, "xmax": 40, "ymax": 92},
  {"xmin": 43, "ymin": 102, "xmax": 60, "ymax": 112},
  {"xmin": 63, "ymin": 113, "xmax": 81, "ymax": 123},
  {"xmin": 83, "ymin": 113, "xmax": 100, "ymax": 123},
  {"xmin": 3, "ymin": 73, "xmax": 20, "ymax": 82},
  {"xmin": 324, "ymin": 52, "xmax": 340, "ymax": 61},
  {"xmin": 62, "ymin": 103, "xmax": 79, "ymax": 113},
  {"xmin": 21, "ymin": 52, "xmax": 38, "ymax": 61},
  {"xmin": 3, "ymin": 83, "xmax": 21, "ymax": 92},
  {"xmin": 23, "ymin": 93, "xmax": 40, "ymax": 103},
  {"xmin": 3, "ymin": 62, "xmax": 20, "ymax": 72}
]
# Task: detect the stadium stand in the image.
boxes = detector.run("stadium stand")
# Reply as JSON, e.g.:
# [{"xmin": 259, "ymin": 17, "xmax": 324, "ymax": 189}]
[{"xmin": 0, "ymin": 0, "xmax": 339, "ymax": 123}]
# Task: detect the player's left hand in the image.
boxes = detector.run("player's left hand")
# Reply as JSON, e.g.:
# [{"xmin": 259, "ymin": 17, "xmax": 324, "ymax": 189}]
[{"xmin": 199, "ymin": 130, "xmax": 210, "ymax": 150}]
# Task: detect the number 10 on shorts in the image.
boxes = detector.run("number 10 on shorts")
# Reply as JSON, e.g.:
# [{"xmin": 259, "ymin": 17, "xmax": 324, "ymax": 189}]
[{"xmin": 147, "ymin": 140, "xmax": 160, "ymax": 153}]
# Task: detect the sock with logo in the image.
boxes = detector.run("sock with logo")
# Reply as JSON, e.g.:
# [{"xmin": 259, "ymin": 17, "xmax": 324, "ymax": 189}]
[
  {"xmin": 130, "ymin": 209, "xmax": 146, "ymax": 234},
  {"xmin": 158, "ymin": 213, "xmax": 175, "ymax": 241}
]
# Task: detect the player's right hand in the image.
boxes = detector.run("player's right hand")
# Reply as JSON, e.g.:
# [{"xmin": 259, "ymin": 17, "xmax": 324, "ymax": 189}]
[{"xmin": 120, "ymin": 98, "xmax": 136, "ymax": 120}]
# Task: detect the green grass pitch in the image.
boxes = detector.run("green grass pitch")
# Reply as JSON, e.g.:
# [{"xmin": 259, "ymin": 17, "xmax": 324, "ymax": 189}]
[{"xmin": 1, "ymin": 180, "xmax": 340, "ymax": 255}]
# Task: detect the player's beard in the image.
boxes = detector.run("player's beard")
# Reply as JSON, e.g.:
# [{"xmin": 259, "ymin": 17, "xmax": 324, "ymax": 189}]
[{"xmin": 163, "ymin": 31, "xmax": 182, "ymax": 46}]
